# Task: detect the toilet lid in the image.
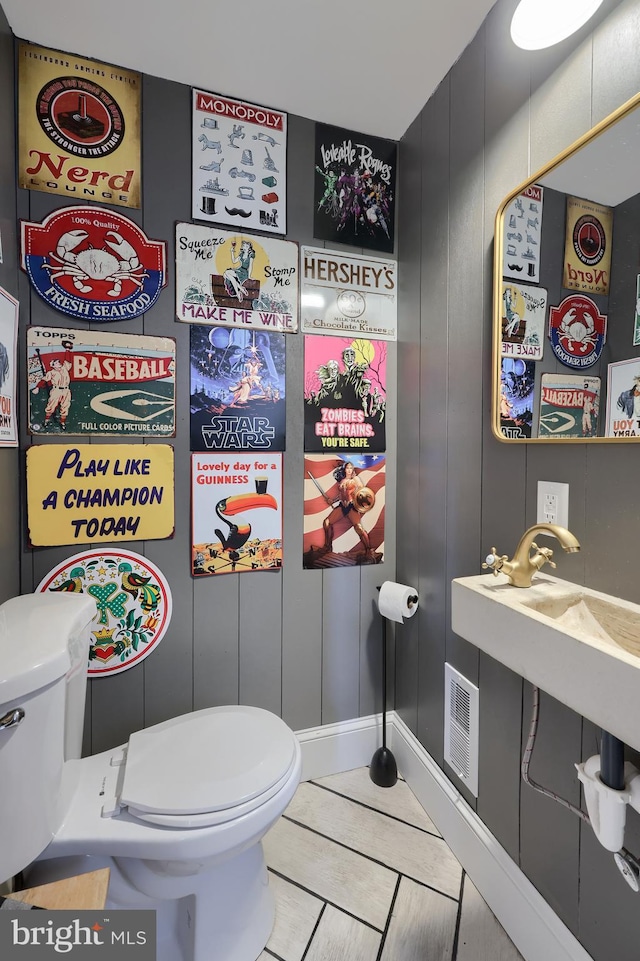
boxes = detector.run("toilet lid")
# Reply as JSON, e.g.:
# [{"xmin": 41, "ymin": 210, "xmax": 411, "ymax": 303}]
[{"xmin": 120, "ymin": 705, "xmax": 297, "ymax": 817}]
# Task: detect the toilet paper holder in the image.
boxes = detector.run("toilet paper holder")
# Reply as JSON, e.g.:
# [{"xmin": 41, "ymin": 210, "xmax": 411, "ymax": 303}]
[{"xmin": 370, "ymin": 585, "xmax": 419, "ymax": 788}]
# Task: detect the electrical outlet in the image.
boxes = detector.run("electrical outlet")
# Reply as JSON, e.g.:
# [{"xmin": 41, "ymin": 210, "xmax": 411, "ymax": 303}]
[{"xmin": 537, "ymin": 481, "xmax": 569, "ymax": 529}]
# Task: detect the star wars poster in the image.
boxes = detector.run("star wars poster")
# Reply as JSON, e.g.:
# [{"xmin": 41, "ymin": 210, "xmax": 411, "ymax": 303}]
[
  {"xmin": 563, "ymin": 196, "xmax": 613, "ymax": 296},
  {"xmin": 300, "ymin": 246, "xmax": 397, "ymax": 340},
  {"xmin": 190, "ymin": 325, "xmax": 285, "ymax": 452},
  {"xmin": 28, "ymin": 326, "xmax": 176, "ymax": 436},
  {"xmin": 314, "ymin": 123, "xmax": 396, "ymax": 254},
  {"xmin": 18, "ymin": 43, "xmax": 141, "ymax": 208},
  {"xmin": 499, "ymin": 357, "xmax": 535, "ymax": 439},
  {"xmin": 192, "ymin": 88, "xmax": 287, "ymax": 235},
  {"xmin": 191, "ymin": 453, "xmax": 282, "ymax": 576},
  {"xmin": 606, "ymin": 358, "xmax": 640, "ymax": 437},
  {"xmin": 175, "ymin": 222, "xmax": 298, "ymax": 333},
  {"xmin": 304, "ymin": 335, "xmax": 387, "ymax": 453},
  {"xmin": 0, "ymin": 285, "xmax": 19, "ymax": 448},
  {"xmin": 502, "ymin": 185, "xmax": 543, "ymax": 284},
  {"xmin": 539, "ymin": 374, "xmax": 600, "ymax": 438},
  {"xmin": 303, "ymin": 453, "xmax": 385, "ymax": 569},
  {"xmin": 501, "ymin": 282, "xmax": 546, "ymax": 361}
]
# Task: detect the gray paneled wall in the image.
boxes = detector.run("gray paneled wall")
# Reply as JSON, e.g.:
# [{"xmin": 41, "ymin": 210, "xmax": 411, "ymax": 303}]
[
  {"xmin": 11, "ymin": 54, "xmax": 397, "ymax": 746},
  {"xmin": 0, "ymin": 6, "xmax": 21, "ymax": 603},
  {"xmin": 396, "ymin": 0, "xmax": 640, "ymax": 958}
]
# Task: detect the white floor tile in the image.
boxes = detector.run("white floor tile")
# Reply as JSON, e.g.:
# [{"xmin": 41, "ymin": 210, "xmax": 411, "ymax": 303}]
[
  {"xmin": 456, "ymin": 877, "xmax": 524, "ymax": 961},
  {"xmin": 285, "ymin": 782, "xmax": 462, "ymax": 897},
  {"xmin": 313, "ymin": 767, "xmax": 441, "ymax": 834},
  {"xmin": 380, "ymin": 876, "xmax": 458, "ymax": 961},
  {"xmin": 265, "ymin": 872, "xmax": 323, "ymax": 961},
  {"xmin": 303, "ymin": 905, "xmax": 381, "ymax": 961},
  {"xmin": 263, "ymin": 816, "xmax": 397, "ymax": 930}
]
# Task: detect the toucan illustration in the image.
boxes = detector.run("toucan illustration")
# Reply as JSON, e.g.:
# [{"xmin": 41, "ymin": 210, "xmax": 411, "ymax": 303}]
[{"xmin": 214, "ymin": 492, "xmax": 278, "ymax": 552}]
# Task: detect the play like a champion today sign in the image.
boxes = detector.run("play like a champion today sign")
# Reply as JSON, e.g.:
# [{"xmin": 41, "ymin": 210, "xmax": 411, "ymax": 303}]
[{"xmin": 26, "ymin": 443, "xmax": 174, "ymax": 546}]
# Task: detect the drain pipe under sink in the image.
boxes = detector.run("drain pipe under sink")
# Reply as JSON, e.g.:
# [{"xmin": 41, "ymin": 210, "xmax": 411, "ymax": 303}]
[{"xmin": 576, "ymin": 730, "xmax": 640, "ymax": 853}]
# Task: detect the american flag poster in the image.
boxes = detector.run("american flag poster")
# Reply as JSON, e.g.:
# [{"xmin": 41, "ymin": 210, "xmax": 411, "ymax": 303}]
[{"xmin": 303, "ymin": 453, "xmax": 385, "ymax": 569}]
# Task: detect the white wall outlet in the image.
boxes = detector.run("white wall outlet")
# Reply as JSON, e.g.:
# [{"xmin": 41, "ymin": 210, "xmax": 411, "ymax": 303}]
[{"xmin": 537, "ymin": 481, "xmax": 569, "ymax": 529}]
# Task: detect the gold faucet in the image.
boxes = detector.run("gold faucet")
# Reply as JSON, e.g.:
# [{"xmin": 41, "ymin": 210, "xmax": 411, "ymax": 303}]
[{"xmin": 482, "ymin": 523, "xmax": 580, "ymax": 588}]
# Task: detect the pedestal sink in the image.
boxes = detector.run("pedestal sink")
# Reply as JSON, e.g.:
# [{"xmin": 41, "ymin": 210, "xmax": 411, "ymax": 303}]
[{"xmin": 451, "ymin": 572, "xmax": 640, "ymax": 752}]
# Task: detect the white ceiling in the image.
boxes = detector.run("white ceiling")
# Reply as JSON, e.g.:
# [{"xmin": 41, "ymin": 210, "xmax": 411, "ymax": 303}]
[{"xmin": 3, "ymin": 0, "xmax": 497, "ymax": 141}]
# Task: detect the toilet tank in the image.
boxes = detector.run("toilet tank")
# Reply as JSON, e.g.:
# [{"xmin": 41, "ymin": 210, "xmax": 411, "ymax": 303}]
[{"xmin": 0, "ymin": 593, "xmax": 95, "ymax": 884}]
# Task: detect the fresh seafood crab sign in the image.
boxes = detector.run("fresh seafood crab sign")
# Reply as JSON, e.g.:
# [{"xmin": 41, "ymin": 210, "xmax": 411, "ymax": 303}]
[{"xmin": 21, "ymin": 206, "xmax": 167, "ymax": 322}]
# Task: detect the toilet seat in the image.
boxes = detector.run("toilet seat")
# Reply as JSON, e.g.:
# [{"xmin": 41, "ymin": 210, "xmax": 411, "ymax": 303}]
[{"xmin": 119, "ymin": 705, "xmax": 297, "ymax": 829}]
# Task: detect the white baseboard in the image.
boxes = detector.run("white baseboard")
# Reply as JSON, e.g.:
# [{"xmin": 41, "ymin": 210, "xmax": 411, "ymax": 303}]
[
  {"xmin": 389, "ymin": 713, "xmax": 593, "ymax": 961},
  {"xmin": 296, "ymin": 713, "xmax": 381, "ymax": 781},
  {"xmin": 295, "ymin": 711, "xmax": 593, "ymax": 961}
]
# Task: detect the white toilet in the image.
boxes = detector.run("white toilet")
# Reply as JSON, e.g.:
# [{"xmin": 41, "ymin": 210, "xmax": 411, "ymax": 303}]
[{"xmin": 0, "ymin": 592, "xmax": 301, "ymax": 961}]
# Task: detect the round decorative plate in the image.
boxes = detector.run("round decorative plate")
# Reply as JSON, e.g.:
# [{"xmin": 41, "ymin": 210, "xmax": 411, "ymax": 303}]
[{"xmin": 36, "ymin": 548, "xmax": 172, "ymax": 676}]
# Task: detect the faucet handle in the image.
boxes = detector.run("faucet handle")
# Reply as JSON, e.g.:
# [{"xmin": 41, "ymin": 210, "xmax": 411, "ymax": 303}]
[
  {"xmin": 531, "ymin": 543, "xmax": 557, "ymax": 569},
  {"xmin": 482, "ymin": 549, "xmax": 508, "ymax": 575}
]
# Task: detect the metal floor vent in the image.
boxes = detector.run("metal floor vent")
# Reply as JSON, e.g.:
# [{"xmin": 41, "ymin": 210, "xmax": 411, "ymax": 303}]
[{"xmin": 444, "ymin": 663, "xmax": 479, "ymax": 797}]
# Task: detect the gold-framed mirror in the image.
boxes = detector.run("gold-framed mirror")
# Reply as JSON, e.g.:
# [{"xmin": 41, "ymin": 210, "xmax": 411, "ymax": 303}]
[{"xmin": 493, "ymin": 92, "xmax": 640, "ymax": 442}]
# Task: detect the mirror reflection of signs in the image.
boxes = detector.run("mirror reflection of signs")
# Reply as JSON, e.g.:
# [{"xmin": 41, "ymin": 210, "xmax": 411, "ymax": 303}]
[{"xmin": 548, "ymin": 295, "xmax": 607, "ymax": 369}]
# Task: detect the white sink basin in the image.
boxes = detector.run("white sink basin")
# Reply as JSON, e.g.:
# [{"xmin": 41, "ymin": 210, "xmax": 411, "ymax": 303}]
[{"xmin": 451, "ymin": 573, "xmax": 640, "ymax": 752}]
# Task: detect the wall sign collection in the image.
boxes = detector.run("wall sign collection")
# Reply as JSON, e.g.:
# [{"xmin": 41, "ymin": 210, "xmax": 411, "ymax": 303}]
[
  {"xmin": 9, "ymin": 41, "xmax": 399, "ymax": 668},
  {"xmin": 500, "ymin": 186, "xmax": 640, "ymax": 440}
]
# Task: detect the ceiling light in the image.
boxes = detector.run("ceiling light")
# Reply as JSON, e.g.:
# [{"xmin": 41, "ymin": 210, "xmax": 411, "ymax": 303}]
[{"xmin": 511, "ymin": 0, "xmax": 604, "ymax": 50}]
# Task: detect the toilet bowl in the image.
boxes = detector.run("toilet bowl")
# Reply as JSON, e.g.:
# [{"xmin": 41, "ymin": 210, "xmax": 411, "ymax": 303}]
[{"xmin": 0, "ymin": 593, "xmax": 301, "ymax": 961}]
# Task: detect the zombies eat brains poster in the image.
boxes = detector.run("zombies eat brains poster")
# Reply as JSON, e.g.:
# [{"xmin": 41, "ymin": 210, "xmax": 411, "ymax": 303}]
[{"xmin": 313, "ymin": 123, "xmax": 396, "ymax": 254}]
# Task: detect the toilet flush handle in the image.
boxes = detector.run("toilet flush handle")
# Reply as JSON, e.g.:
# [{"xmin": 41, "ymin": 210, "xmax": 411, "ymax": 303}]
[{"xmin": 0, "ymin": 708, "xmax": 25, "ymax": 730}]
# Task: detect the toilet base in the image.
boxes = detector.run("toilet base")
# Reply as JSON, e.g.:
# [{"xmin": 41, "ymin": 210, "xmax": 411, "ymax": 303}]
[{"xmin": 28, "ymin": 843, "xmax": 275, "ymax": 961}]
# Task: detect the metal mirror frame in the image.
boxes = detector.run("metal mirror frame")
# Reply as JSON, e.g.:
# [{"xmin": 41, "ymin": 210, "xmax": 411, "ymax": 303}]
[{"xmin": 492, "ymin": 91, "xmax": 640, "ymax": 444}]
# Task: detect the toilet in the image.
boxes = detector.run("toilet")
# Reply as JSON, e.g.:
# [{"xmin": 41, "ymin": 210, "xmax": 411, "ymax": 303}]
[{"xmin": 0, "ymin": 592, "xmax": 301, "ymax": 961}]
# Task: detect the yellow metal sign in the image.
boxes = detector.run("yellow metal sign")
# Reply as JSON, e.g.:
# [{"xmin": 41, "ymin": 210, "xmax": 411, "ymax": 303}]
[
  {"xmin": 18, "ymin": 43, "xmax": 141, "ymax": 209},
  {"xmin": 563, "ymin": 196, "xmax": 613, "ymax": 296},
  {"xmin": 27, "ymin": 444, "xmax": 174, "ymax": 546}
]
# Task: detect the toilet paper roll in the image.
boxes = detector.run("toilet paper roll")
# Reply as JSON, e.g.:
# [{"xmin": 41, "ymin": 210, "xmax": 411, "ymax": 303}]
[{"xmin": 378, "ymin": 581, "xmax": 419, "ymax": 623}]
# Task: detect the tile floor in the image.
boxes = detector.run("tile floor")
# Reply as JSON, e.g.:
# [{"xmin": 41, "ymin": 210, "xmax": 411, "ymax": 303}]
[{"xmin": 260, "ymin": 767, "xmax": 524, "ymax": 961}]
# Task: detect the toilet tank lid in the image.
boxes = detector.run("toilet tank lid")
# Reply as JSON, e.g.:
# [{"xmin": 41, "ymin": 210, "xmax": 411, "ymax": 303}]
[{"xmin": 0, "ymin": 594, "xmax": 95, "ymax": 703}]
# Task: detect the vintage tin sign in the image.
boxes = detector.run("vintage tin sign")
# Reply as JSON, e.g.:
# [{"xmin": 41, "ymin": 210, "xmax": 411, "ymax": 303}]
[
  {"xmin": 190, "ymin": 326, "xmax": 285, "ymax": 452},
  {"xmin": 176, "ymin": 222, "xmax": 298, "ymax": 332},
  {"xmin": 304, "ymin": 334, "xmax": 387, "ymax": 453},
  {"xmin": 563, "ymin": 196, "xmax": 613, "ymax": 296},
  {"xmin": 0, "ymin": 286, "xmax": 18, "ymax": 448},
  {"xmin": 606, "ymin": 357, "xmax": 640, "ymax": 437},
  {"xmin": 501, "ymin": 282, "xmax": 547, "ymax": 361},
  {"xmin": 21, "ymin": 206, "xmax": 167, "ymax": 322},
  {"xmin": 18, "ymin": 43, "xmax": 141, "ymax": 209},
  {"xmin": 499, "ymin": 357, "xmax": 535, "ymax": 439},
  {"xmin": 192, "ymin": 89, "xmax": 287, "ymax": 235},
  {"xmin": 28, "ymin": 326, "xmax": 175, "ymax": 436},
  {"xmin": 26, "ymin": 443, "xmax": 175, "ymax": 546},
  {"xmin": 300, "ymin": 246, "xmax": 397, "ymax": 340},
  {"xmin": 191, "ymin": 452, "xmax": 282, "ymax": 576},
  {"xmin": 303, "ymin": 453, "xmax": 385, "ymax": 569},
  {"xmin": 313, "ymin": 123, "xmax": 396, "ymax": 254},
  {"xmin": 502, "ymin": 185, "xmax": 543, "ymax": 284},
  {"xmin": 36, "ymin": 548, "xmax": 172, "ymax": 676},
  {"xmin": 548, "ymin": 294, "xmax": 607, "ymax": 369},
  {"xmin": 539, "ymin": 374, "xmax": 600, "ymax": 438}
]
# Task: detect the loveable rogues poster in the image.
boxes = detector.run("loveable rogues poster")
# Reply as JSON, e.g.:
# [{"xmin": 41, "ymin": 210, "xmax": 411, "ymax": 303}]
[
  {"xmin": 314, "ymin": 123, "xmax": 396, "ymax": 253},
  {"xmin": 191, "ymin": 453, "xmax": 282, "ymax": 576},
  {"xmin": 303, "ymin": 453, "xmax": 385, "ymax": 569},
  {"xmin": 190, "ymin": 325, "xmax": 285, "ymax": 452},
  {"xmin": 304, "ymin": 335, "xmax": 386, "ymax": 453}
]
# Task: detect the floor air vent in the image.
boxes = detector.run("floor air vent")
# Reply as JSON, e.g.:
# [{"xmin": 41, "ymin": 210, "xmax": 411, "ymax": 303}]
[{"xmin": 444, "ymin": 663, "xmax": 479, "ymax": 797}]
